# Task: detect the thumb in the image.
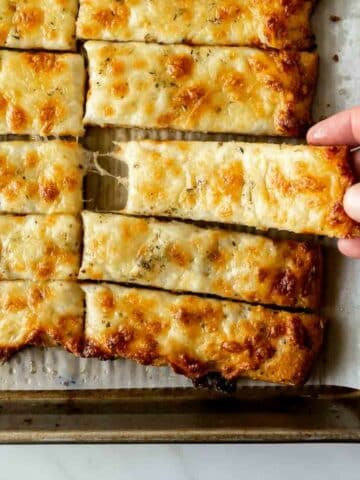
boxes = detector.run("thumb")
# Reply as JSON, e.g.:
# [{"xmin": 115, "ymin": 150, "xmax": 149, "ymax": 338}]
[{"xmin": 343, "ymin": 183, "xmax": 360, "ymax": 222}]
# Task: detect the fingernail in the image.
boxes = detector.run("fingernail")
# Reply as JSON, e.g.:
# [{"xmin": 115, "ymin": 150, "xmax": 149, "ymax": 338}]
[
  {"xmin": 344, "ymin": 184, "xmax": 360, "ymax": 222},
  {"xmin": 309, "ymin": 125, "xmax": 326, "ymax": 140}
]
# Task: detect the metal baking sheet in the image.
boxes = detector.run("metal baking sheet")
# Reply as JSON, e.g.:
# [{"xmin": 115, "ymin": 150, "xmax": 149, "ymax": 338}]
[
  {"xmin": 0, "ymin": 0, "xmax": 359, "ymax": 393},
  {"xmin": 0, "ymin": 388, "xmax": 359, "ymax": 443}
]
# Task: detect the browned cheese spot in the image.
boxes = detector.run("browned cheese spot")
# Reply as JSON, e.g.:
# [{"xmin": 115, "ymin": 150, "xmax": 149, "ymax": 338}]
[
  {"xmin": 25, "ymin": 53, "xmax": 61, "ymax": 73},
  {"xmin": 0, "ymin": 93, "xmax": 8, "ymax": 114},
  {"xmin": 0, "ymin": 30, "xmax": 8, "ymax": 44},
  {"xmin": 166, "ymin": 55, "xmax": 193, "ymax": 80},
  {"xmin": 29, "ymin": 285, "xmax": 47, "ymax": 307},
  {"xmin": 109, "ymin": 60, "xmax": 124, "ymax": 75},
  {"xmin": 212, "ymin": 162, "xmax": 243, "ymax": 205},
  {"xmin": 266, "ymin": 14, "xmax": 288, "ymax": 41},
  {"xmin": 287, "ymin": 316, "xmax": 313, "ymax": 350},
  {"xmin": 171, "ymin": 354, "xmax": 208, "ymax": 379},
  {"xmin": 214, "ymin": 3, "xmax": 242, "ymax": 22},
  {"xmin": 269, "ymin": 165, "xmax": 325, "ymax": 195},
  {"xmin": 39, "ymin": 182, "xmax": 60, "ymax": 203},
  {"xmin": 99, "ymin": 289, "xmax": 115, "ymax": 313},
  {"xmin": 37, "ymin": 261, "xmax": 55, "ymax": 279},
  {"xmin": 106, "ymin": 328, "xmax": 133, "ymax": 354},
  {"xmin": 24, "ymin": 151, "xmax": 39, "ymax": 168},
  {"xmin": 272, "ymin": 270, "xmax": 298, "ymax": 305},
  {"xmin": 222, "ymin": 72, "xmax": 246, "ymax": 101},
  {"xmin": 166, "ymin": 242, "xmax": 191, "ymax": 267},
  {"xmin": 328, "ymin": 202, "xmax": 355, "ymax": 235},
  {"xmin": 258, "ymin": 268, "xmax": 269, "ymax": 282},
  {"xmin": 9, "ymin": 105, "xmax": 27, "ymax": 132},
  {"xmin": 211, "ymin": 278, "xmax": 234, "ymax": 297},
  {"xmin": 111, "ymin": 81, "xmax": 128, "ymax": 98},
  {"xmin": 121, "ymin": 218, "xmax": 149, "ymax": 240},
  {"xmin": 26, "ymin": 182, "xmax": 38, "ymax": 198},
  {"xmin": 94, "ymin": 4, "xmax": 129, "ymax": 29},
  {"xmin": 5, "ymin": 295, "xmax": 28, "ymax": 312},
  {"xmin": 174, "ymin": 86, "xmax": 207, "ymax": 112},
  {"xmin": 13, "ymin": 7, "xmax": 44, "ymax": 34},
  {"xmin": 103, "ymin": 104, "xmax": 115, "ymax": 117},
  {"xmin": 40, "ymin": 101, "xmax": 64, "ymax": 135},
  {"xmin": 132, "ymin": 336, "xmax": 159, "ymax": 366},
  {"xmin": 221, "ymin": 321, "xmax": 277, "ymax": 374}
]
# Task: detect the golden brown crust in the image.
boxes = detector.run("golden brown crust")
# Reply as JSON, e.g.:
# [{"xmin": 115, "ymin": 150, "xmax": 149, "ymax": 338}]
[
  {"xmin": 77, "ymin": 0, "xmax": 316, "ymax": 50},
  {"xmin": 84, "ymin": 42, "xmax": 318, "ymax": 137},
  {"xmin": 0, "ymin": 281, "xmax": 84, "ymax": 360},
  {"xmin": 83, "ymin": 284, "xmax": 325, "ymax": 386},
  {"xmin": 269, "ymin": 50, "xmax": 319, "ymax": 136},
  {"xmin": 80, "ymin": 212, "xmax": 323, "ymax": 309},
  {"xmin": 118, "ymin": 141, "xmax": 358, "ymax": 238}
]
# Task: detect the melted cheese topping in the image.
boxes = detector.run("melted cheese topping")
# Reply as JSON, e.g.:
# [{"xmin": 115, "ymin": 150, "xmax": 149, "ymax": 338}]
[
  {"xmin": 0, "ymin": 281, "xmax": 84, "ymax": 359},
  {"xmin": 84, "ymin": 41, "xmax": 318, "ymax": 137},
  {"xmin": 0, "ymin": 0, "xmax": 78, "ymax": 51},
  {"xmin": 0, "ymin": 140, "xmax": 86, "ymax": 214},
  {"xmin": 83, "ymin": 284, "xmax": 325, "ymax": 385},
  {"xmin": 116, "ymin": 141, "xmax": 358, "ymax": 238},
  {"xmin": 0, "ymin": 214, "xmax": 81, "ymax": 280},
  {"xmin": 0, "ymin": 50, "xmax": 85, "ymax": 136},
  {"xmin": 80, "ymin": 212, "xmax": 322, "ymax": 309},
  {"xmin": 77, "ymin": 0, "xmax": 315, "ymax": 50}
]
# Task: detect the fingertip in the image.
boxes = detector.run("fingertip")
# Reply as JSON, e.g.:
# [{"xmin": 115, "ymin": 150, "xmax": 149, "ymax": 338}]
[
  {"xmin": 307, "ymin": 123, "xmax": 326, "ymax": 145},
  {"xmin": 343, "ymin": 184, "xmax": 360, "ymax": 222},
  {"xmin": 307, "ymin": 107, "xmax": 360, "ymax": 146},
  {"xmin": 338, "ymin": 239, "xmax": 360, "ymax": 258}
]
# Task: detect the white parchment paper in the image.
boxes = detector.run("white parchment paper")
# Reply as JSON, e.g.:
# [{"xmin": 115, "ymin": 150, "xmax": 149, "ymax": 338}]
[{"xmin": 1, "ymin": 0, "xmax": 359, "ymax": 390}]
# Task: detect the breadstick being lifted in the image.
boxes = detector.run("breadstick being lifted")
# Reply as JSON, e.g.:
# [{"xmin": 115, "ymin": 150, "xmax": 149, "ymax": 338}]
[{"xmin": 114, "ymin": 141, "xmax": 358, "ymax": 238}]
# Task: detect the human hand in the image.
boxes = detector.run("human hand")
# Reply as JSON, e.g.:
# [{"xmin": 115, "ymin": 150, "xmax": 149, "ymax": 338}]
[{"xmin": 307, "ymin": 106, "xmax": 360, "ymax": 257}]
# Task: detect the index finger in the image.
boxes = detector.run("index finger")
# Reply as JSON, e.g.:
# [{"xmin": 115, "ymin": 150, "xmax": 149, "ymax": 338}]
[{"xmin": 307, "ymin": 106, "xmax": 360, "ymax": 146}]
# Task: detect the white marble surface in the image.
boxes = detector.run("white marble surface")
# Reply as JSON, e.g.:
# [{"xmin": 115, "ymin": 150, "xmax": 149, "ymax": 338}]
[{"xmin": 0, "ymin": 444, "xmax": 359, "ymax": 479}]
